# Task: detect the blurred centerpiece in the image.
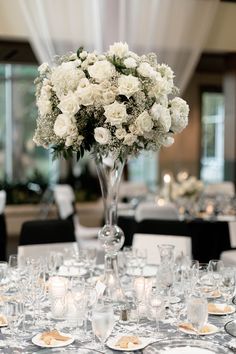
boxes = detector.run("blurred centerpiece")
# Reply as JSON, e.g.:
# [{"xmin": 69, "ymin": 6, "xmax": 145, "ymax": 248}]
[
  {"xmin": 33, "ymin": 41, "xmax": 189, "ymax": 306},
  {"xmin": 171, "ymin": 172, "xmax": 204, "ymax": 217}
]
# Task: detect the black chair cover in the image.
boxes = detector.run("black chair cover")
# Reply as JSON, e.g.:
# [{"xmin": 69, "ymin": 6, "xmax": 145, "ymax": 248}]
[
  {"xmin": 19, "ymin": 219, "xmax": 76, "ymax": 246},
  {"xmin": 0, "ymin": 214, "xmax": 7, "ymax": 261},
  {"xmin": 118, "ymin": 216, "xmax": 231, "ymax": 262}
]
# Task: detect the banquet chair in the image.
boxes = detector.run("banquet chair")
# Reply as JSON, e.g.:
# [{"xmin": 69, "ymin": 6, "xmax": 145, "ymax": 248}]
[
  {"xmin": 53, "ymin": 184, "xmax": 101, "ymax": 248},
  {"xmin": 135, "ymin": 201, "xmax": 179, "ymax": 222},
  {"xmin": 132, "ymin": 233, "xmax": 192, "ymax": 265},
  {"xmin": 19, "ymin": 219, "xmax": 76, "ymax": 246},
  {"xmin": 18, "ymin": 242, "xmax": 78, "ymax": 260},
  {"xmin": 219, "ymin": 221, "xmax": 236, "ymax": 266},
  {"xmin": 0, "ymin": 190, "xmax": 6, "ymax": 214},
  {"xmin": 0, "ymin": 213, "xmax": 7, "ymax": 261}
]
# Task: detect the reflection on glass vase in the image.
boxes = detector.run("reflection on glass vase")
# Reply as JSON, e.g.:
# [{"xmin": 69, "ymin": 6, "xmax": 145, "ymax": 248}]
[{"xmin": 94, "ymin": 151, "xmax": 126, "ymax": 308}]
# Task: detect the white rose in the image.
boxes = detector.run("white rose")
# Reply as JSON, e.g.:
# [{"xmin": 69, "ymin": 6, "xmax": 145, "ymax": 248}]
[
  {"xmin": 104, "ymin": 101, "xmax": 127, "ymax": 126},
  {"xmin": 124, "ymin": 57, "xmax": 137, "ymax": 68},
  {"xmin": 38, "ymin": 62, "xmax": 49, "ymax": 75},
  {"xmin": 118, "ymin": 75, "xmax": 140, "ymax": 99},
  {"xmin": 137, "ymin": 62, "xmax": 155, "ymax": 78},
  {"xmin": 54, "ymin": 114, "xmax": 75, "ymax": 138},
  {"xmin": 108, "ymin": 42, "xmax": 129, "ymax": 58},
  {"xmin": 123, "ymin": 133, "xmax": 137, "ymax": 146},
  {"xmin": 77, "ymin": 85, "xmax": 94, "ymax": 106},
  {"xmin": 115, "ymin": 128, "xmax": 126, "ymax": 140},
  {"xmin": 160, "ymin": 134, "xmax": 175, "ymax": 147},
  {"xmin": 170, "ymin": 97, "xmax": 189, "ymax": 133},
  {"xmin": 88, "ymin": 60, "xmax": 115, "ymax": 82},
  {"xmin": 102, "ymin": 91, "xmax": 116, "ymax": 105},
  {"xmin": 80, "ymin": 50, "xmax": 87, "ymax": 59},
  {"xmin": 94, "ymin": 127, "xmax": 111, "ymax": 145},
  {"xmin": 129, "ymin": 124, "xmax": 139, "ymax": 135},
  {"xmin": 135, "ymin": 111, "xmax": 153, "ymax": 134},
  {"xmin": 58, "ymin": 92, "xmax": 80, "ymax": 115},
  {"xmin": 151, "ymin": 103, "xmax": 171, "ymax": 133},
  {"xmin": 78, "ymin": 78, "xmax": 90, "ymax": 88}
]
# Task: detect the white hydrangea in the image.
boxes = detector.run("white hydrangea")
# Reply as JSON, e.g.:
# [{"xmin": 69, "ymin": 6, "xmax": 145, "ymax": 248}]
[
  {"xmin": 118, "ymin": 75, "xmax": 140, "ymax": 98},
  {"xmin": 51, "ymin": 62, "xmax": 84, "ymax": 97},
  {"xmin": 104, "ymin": 101, "xmax": 127, "ymax": 126},
  {"xmin": 88, "ymin": 60, "xmax": 115, "ymax": 82},
  {"xmin": 58, "ymin": 92, "xmax": 80, "ymax": 115},
  {"xmin": 135, "ymin": 111, "xmax": 153, "ymax": 134},
  {"xmin": 137, "ymin": 62, "xmax": 155, "ymax": 78},
  {"xmin": 108, "ymin": 42, "xmax": 129, "ymax": 58},
  {"xmin": 151, "ymin": 103, "xmax": 171, "ymax": 133},
  {"xmin": 170, "ymin": 97, "xmax": 189, "ymax": 133},
  {"xmin": 94, "ymin": 127, "xmax": 111, "ymax": 145}
]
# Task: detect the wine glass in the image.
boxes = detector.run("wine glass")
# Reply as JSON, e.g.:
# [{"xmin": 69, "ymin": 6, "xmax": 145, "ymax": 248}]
[
  {"xmin": 187, "ymin": 294, "xmax": 208, "ymax": 334},
  {"xmin": 208, "ymin": 259, "xmax": 224, "ymax": 293},
  {"xmin": 92, "ymin": 303, "xmax": 115, "ymax": 351}
]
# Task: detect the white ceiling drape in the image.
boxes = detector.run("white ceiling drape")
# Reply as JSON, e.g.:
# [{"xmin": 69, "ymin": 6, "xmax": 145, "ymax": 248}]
[{"xmin": 19, "ymin": 0, "xmax": 219, "ymax": 93}]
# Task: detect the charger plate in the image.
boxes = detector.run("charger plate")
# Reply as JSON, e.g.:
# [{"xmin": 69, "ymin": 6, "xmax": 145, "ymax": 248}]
[{"xmin": 143, "ymin": 338, "xmax": 230, "ymax": 354}]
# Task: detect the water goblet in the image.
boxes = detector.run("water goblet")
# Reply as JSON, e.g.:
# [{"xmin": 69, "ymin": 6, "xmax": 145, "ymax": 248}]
[
  {"xmin": 92, "ymin": 302, "xmax": 115, "ymax": 351},
  {"xmin": 187, "ymin": 294, "xmax": 208, "ymax": 334},
  {"xmin": 219, "ymin": 268, "xmax": 235, "ymax": 306}
]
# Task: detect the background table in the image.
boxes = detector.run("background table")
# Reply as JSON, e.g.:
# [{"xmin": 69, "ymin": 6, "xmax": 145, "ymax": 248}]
[{"xmin": 118, "ymin": 216, "xmax": 231, "ymax": 262}]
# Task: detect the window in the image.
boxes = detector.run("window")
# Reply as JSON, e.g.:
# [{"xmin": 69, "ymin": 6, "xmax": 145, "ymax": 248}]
[
  {"xmin": 0, "ymin": 64, "xmax": 51, "ymax": 184},
  {"xmin": 200, "ymin": 91, "xmax": 225, "ymax": 183},
  {"xmin": 127, "ymin": 151, "xmax": 158, "ymax": 191}
]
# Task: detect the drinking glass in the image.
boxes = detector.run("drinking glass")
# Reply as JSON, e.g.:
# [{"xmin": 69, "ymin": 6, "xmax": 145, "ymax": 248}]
[
  {"xmin": 0, "ymin": 261, "xmax": 8, "ymax": 285},
  {"xmin": 187, "ymin": 294, "xmax": 208, "ymax": 334},
  {"xmin": 219, "ymin": 268, "xmax": 235, "ymax": 305},
  {"xmin": 4, "ymin": 301, "xmax": 25, "ymax": 346},
  {"xmin": 147, "ymin": 287, "xmax": 165, "ymax": 338},
  {"xmin": 158, "ymin": 244, "xmax": 175, "ymax": 264},
  {"xmin": 92, "ymin": 303, "xmax": 115, "ymax": 351}
]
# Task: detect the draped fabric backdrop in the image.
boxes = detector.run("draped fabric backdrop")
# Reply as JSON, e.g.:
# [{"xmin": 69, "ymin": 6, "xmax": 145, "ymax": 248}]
[{"xmin": 20, "ymin": 0, "xmax": 219, "ymax": 94}]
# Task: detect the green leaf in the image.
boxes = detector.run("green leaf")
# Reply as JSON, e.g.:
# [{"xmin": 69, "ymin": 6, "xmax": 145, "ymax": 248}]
[{"xmin": 77, "ymin": 47, "xmax": 84, "ymax": 58}]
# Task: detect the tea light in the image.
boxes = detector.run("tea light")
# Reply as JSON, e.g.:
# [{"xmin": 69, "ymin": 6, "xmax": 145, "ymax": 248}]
[
  {"xmin": 163, "ymin": 173, "xmax": 172, "ymax": 200},
  {"xmin": 49, "ymin": 276, "xmax": 67, "ymax": 297}
]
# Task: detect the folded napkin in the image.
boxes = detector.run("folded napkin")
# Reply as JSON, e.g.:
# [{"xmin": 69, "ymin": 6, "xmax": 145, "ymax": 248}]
[
  {"xmin": 179, "ymin": 322, "xmax": 212, "ymax": 334},
  {"xmin": 115, "ymin": 335, "xmax": 142, "ymax": 349},
  {"xmin": 40, "ymin": 330, "xmax": 70, "ymax": 345},
  {"xmin": 0, "ymin": 315, "xmax": 7, "ymax": 326},
  {"xmin": 208, "ymin": 303, "xmax": 231, "ymax": 313}
]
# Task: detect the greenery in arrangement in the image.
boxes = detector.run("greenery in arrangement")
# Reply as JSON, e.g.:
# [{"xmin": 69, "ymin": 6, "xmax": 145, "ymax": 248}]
[{"xmin": 33, "ymin": 42, "xmax": 189, "ymax": 161}]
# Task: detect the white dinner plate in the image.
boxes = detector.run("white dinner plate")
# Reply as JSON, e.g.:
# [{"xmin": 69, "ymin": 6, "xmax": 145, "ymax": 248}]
[
  {"xmin": 106, "ymin": 334, "xmax": 154, "ymax": 351},
  {"xmin": 208, "ymin": 303, "xmax": 235, "ymax": 315},
  {"xmin": 178, "ymin": 323, "xmax": 218, "ymax": 336},
  {"xmin": 32, "ymin": 331, "xmax": 74, "ymax": 348}
]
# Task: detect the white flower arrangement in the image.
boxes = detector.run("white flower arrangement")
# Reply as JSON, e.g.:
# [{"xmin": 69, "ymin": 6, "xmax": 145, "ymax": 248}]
[
  {"xmin": 171, "ymin": 176, "xmax": 204, "ymax": 200},
  {"xmin": 33, "ymin": 42, "xmax": 189, "ymax": 160}
]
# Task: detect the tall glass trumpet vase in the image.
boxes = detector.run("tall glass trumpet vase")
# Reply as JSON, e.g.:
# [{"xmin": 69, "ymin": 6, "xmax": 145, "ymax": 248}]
[{"xmin": 95, "ymin": 151, "xmax": 126, "ymax": 308}]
